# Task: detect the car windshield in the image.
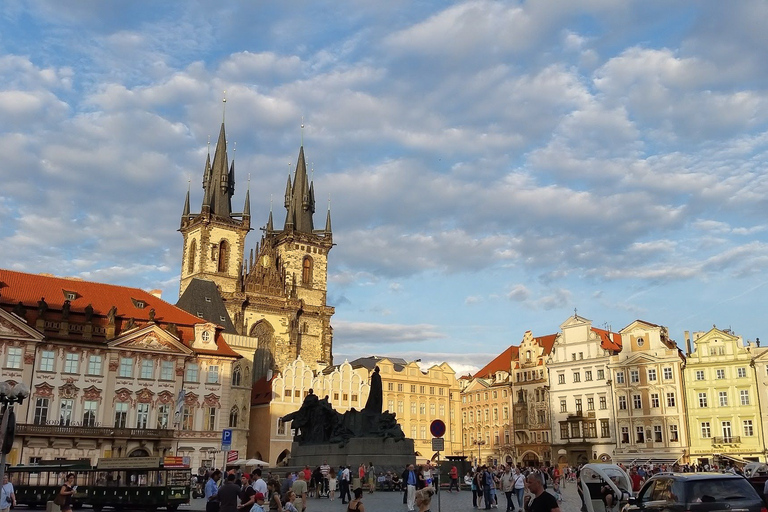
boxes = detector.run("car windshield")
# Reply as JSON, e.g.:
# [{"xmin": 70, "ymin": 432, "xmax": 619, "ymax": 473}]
[{"xmin": 687, "ymin": 478, "xmax": 758, "ymax": 502}]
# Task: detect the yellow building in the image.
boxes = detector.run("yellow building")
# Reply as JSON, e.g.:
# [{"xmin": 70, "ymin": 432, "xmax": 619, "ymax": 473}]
[
  {"xmin": 610, "ymin": 320, "xmax": 687, "ymax": 465},
  {"xmin": 250, "ymin": 355, "xmax": 461, "ymax": 466},
  {"xmin": 683, "ymin": 327, "xmax": 765, "ymax": 465},
  {"xmin": 460, "ymin": 347, "xmax": 515, "ymax": 466}
]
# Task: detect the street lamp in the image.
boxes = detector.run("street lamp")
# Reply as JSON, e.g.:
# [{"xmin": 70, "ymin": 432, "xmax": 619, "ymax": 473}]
[
  {"xmin": 0, "ymin": 382, "xmax": 30, "ymax": 483},
  {"xmin": 473, "ymin": 439, "xmax": 486, "ymax": 467}
]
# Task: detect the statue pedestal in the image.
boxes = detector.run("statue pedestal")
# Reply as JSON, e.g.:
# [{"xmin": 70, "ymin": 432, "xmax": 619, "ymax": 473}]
[{"xmin": 289, "ymin": 437, "xmax": 415, "ymax": 471}]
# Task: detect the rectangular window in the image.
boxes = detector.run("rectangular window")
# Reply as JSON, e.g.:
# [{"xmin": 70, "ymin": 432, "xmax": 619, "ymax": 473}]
[
  {"xmin": 88, "ymin": 355, "xmax": 102, "ymax": 375},
  {"xmin": 599, "ymin": 396, "xmax": 607, "ymax": 410},
  {"xmin": 738, "ymin": 367, "xmax": 747, "ymax": 378},
  {"xmin": 119, "ymin": 357, "xmax": 134, "ymax": 378},
  {"xmin": 431, "ymin": 386, "xmax": 436, "ymax": 395},
  {"xmin": 411, "ymin": 426, "xmax": 417, "ymax": 438},
  {"xmin": 136, "ymin": 403, "xmax": 149, "ymax": 429},
  {"xmin": 654, "ymin": 425, "xmax": 662, "ymax": 442},
  {"xmin": 39, "ymin": 350, "xmax": 55, "ymax": 372},
  {"xmin": 140, "ymin": 359, "xmax": 154, "ymax": 379},
  {"xmin": 618, "ymin": 396, "xmax": 627, "ymax": 410},
  {"xmin": 621, "ymin": 426, "xmax": 629, "ymax": 444},
  {"xmin": 185, "ymin": 364, "xmax": 199, "ymax": 382},
  {"xmin": 585, "ymin": 371, "xmax": 592, "ymax": 381},
  {"xmin": 573, "ymin": 372, "xmax": 580, "ymax": 383},
  {"xmin": 663, "ymin": 367, "xmax": 673, "ymax": 380},
  {"xmin": 421, "ymin": 386, "xmax": 426, "ymax": 394},
  {"xmin": 600, "ymin": 419, "xmax": 610, "ymax": 438},
  {"xmin": 411, "ymin": 385, "xmax": 416, "ymax": 393},
  {"xmin": 670, "ymin": 425, "xmax": 679, "ymax": 442},
  {"xmin": 63, "ymin": 353, "xmax": 79, "ymax": 374},
  {"xmin": 666, "ymin": 392, "xmax": 676, "ymax": 407},
  {"xmin": 571, "ymin": 422, "xmax": 580, "ymax": 438},
  {"xmin": 719, "ymin": 391, "xmax": 728, "ymax": 407},
  {"xmin": 587, "ymin": 397, "xmax": 594, "ymax": 410},
  {"xmin": 83, "ymin": 400, "xmax": 98, "ymax": 426},
  {"xmin": 421, "ymin": 426, "xmax": 427, "ymax": 439},
  {"xmin": 205, "ymin": 407, "xmax": 216, "ymax": 430},
  {"xmin": 388, "ymin": 399, "xmax": 394, "ymax": 412},
  {"xmin": 34, "ymin": 398, "xmax": 49, "ymax": 425},
  {"xmin": 560, "ymin": 400, "xmax": 567, "ymax": 412},
  {"xmin": 648, "ymin": 368, "xmax": 657, "ymax": 381},
  {"xmin": 630, "ymin": 370, "xmax": 640, "ymax": 383},
  {"xmin": 207, "ymin": 365, "xmax": 219, "ymax": 384},
  {"xmin": 411, "ymin": 403, "xmax": 416, "ymax": 415},
  {"xmin": 636, "ymin": 426, "xmax": 645, "ymax": 443},
  {"xmin": 387, "ymin": 383, "xmax": 394, "ymax": 391},
  {"xmin": 161, "ymin": 361, "xmax": 174, "ymax": 380},
  {"xmin": 575, "ymin": 398, "xmax": 582, "ymax": 413},
  {"xmin": 722, "ymin": 421, "xmax": 732, "ymax": 441},
  {"xmin": 633, "ymin": 394, "xmax": 642, "ymax": 409},
  {"xmin": 695, "ymin": 370, "xmax": 704, "ymax": 380},
  {"xmin": 114, "ymin": 402, "xmax": 128, "ymax": 428},
  {"xmin": 558, "ymin": 374, "xmax": 565, "ymax": 384},
  {"xmin": 651, "ymin": 394, "xmax": 659, "ymax": 408},
  {"xmin": 157, "ymin": 405, "xmax": 170, "ymax": 429},
  {"xmin": 716, "ymin": 369, "xmax": 725, "ymax": 379},
  {"xmin": 740, "ymin": 390, "xmax": 750, "ymax": 406},
  {"xmin": 744, "ymin": 420, "xmax": 754, "ymax": 437},
  {"xmin": 586, "ymin": 421, "xmax": 597, "ymax": 438},
  {"xmin": 698, "ymin": 392, "xmax": 708, "ymax": 407},
  {"xmin": 419, "ymin": 403, "xmax": 426, "ymax": 414},
  {"xmin": 182, "ymin": 406, "xmax": 193, "ymax": 430},
  {"xmin": 493, "ymin": 408, "xmax": 498, "ymax": 420},
  {"xmin": 439, "ymin": 404, "xmax": 445, "ymax": 416},
  {"xmin": 701, "ymin": 422, "xmax": 711, "ymax": 438},
  {"xmin": 6, "ymin": 347, "xmax": 22, "ymax": 369},
  {"xmin": 560, "ymin": 424, "xmax": 569, "ymax": 439},
  {"xmin": 398, "ymin": 384, "xmax": 404, "ymax": 392},
  {"xmin": 59, "ymin": 399, "xmax": 74, "ymax": 426},
  {"xmin": 597, "ymin": 369, "xmax": 605, "ymax": 380},
  {"xmin": 616, "ymin": 372, "xmax": 625, "ymax": 384}
]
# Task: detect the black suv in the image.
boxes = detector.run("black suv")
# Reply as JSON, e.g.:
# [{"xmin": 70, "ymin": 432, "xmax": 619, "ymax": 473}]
[{"xmin": 625, "ymin": 472, "xmax": 766, "ymax": 512}]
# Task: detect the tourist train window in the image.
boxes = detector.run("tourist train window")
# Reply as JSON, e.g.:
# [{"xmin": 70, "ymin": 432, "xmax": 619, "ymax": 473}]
[
  {"xmin": 738, "ymin": 367, "xmax": 747, "ymax": 378},
  {"xmin": 40, "ymin": 350, "xmax": 55, "ymax": 372},
  {"xmin": 6, "ymin": 347, "xmax": 22, "ymax": 369},
  {"xmin": 669, "ymin": 425, "xmax": 678, "ymax": 441},
  {"xmin": 119, "ymin": 357, "xmax": 134, "ymax": 378},
  {"xmin": 88, "ymin": 355, "xmax": 102, "ymax": 375}
]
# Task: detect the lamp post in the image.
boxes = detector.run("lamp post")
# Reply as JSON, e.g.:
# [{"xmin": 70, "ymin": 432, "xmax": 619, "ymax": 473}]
[
  {"xmin": 473, "ymin": 439, "xmax": 486, "ymax": 467},
  {"xmin": 0, "ymin": 381, "xmax": 30, "ymax": 484}
]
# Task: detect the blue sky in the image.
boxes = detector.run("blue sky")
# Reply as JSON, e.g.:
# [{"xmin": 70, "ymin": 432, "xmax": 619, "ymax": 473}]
[{"xmin": 1, "ymin": 1, "xmax": 767, "ymax": 374}]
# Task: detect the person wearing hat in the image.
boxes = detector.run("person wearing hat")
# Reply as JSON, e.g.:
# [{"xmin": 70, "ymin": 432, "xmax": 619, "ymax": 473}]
[{"xmin": 249, "ymin": 492, "xmax": 266, "ymax": 512}]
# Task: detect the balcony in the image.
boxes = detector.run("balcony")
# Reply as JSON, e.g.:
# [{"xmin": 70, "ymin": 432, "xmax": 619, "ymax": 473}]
[
  {"xmin": 712, "ymin": 436, "xmax": 741, "ymax": 446},
  {"xmin": 17, "ymin": 423, "xmax": 175, "ymax": 440}
]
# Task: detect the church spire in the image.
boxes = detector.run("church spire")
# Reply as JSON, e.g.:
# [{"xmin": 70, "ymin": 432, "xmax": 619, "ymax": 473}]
[
  {"xmin": 182, "ymin": 181, "xmax": 190, "ymax": 217},
  {"xmin": 325, "ymin": 198, "xmax": 332, "ymax": 236},
  {"xmin": 283, "ymin": 146, "xmax": 314, "ymax": 233},
  {"xmin": 203, "ymin": 122, "xmax": 233, "ymax": 218}
]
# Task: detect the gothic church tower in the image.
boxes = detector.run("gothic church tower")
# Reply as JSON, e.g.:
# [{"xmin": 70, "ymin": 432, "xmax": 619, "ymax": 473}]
[
  {"xmin": 179, "ymin": 121, "xmax": 334, "ymax": 383},
  {"xmin": 179, "ymin": 123, "xmax": 251, "ymax": 297}
]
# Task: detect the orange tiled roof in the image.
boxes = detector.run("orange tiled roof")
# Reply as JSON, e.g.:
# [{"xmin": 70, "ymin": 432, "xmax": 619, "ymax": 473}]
[
  {"xmin": 592, "ymin": 327, "xmax": 622, "ymax": 351},
  {"xmin": 474, "ymin": 345, "xmax": 518, "ymax": 378},
  {"xmin": 251, "ymin": 376, "xmax": 275, "ymax": 406},
  {"xmin": 0, "ymin": 269, "xmax": 239, "ymax": 358},
  {"xmin": 534, "ymin": 333, "xmax": 558, "ymax": 355}
]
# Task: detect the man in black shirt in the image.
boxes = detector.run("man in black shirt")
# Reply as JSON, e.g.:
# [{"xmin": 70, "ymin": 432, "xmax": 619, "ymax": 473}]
[
  {"xmin": 525, "ymin": 473, "xmax": 561, "ymax": 512},
  {"xmin": 218, "ymin": 474, "xmax": 241, "ymax": 512}
]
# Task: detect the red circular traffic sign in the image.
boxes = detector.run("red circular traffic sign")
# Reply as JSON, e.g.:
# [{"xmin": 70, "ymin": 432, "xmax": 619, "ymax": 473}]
[{"xmin": 430, "ymin": 419, "xmax": 446, "ymax": 438}]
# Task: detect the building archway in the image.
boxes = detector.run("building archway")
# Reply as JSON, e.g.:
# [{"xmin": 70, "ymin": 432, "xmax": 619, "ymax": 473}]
[
  {"xmin": 522, "ymin": 451, "xmax": 539, "ymax": 467},
  {"xmin": 129, "ymin": 448, "xmax": 150, "ymax": 457},
  {"xmin": 276, "ymin": 449, "xmax": 290, "ymax": 466}
]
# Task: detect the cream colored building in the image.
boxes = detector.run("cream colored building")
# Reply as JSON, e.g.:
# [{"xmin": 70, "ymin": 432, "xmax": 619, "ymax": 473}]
[
  {"xmin": 683, "ymin": 327, "xmax": 765, "ymax": 465},
  {"xmin": 460, "ymin": 347, "xmax": 515, "ymax": 466},
  {"xmin": 547, "ymin": 315, "xmax": 622, "ymax": 467},
  {"xmin": 0, "ymin": 269, "xmax": 246, "ymax": 469},
  {"xmin": 250, "ymin": 356, "xmax": 461, "ymax": 466},
  {"xmin": 610, "ymin": 320, "xmax": 687, "ymax": 465}
]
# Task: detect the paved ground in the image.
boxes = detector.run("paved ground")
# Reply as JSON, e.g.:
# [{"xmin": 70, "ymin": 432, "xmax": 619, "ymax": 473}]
[{"xmin": 186, "ymin": 480, "xmax": 583, "ymax": 512}]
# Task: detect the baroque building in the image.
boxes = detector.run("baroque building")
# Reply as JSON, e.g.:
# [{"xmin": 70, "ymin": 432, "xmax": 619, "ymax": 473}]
[
  {"xmin": 683, "ymin": 327, "xmax": 765, "ymax": 465},
  {"xmin": 460, "ymin": 347, "xmax": 515, "ymax": 467},
  {"xmin": 547, "ymin": 314, "xmax": 622, "ymax": 467},
  {"xmin": 609, "ymin": 320, "xmax": 687, "ymax": 465},
  {"xmin": 511, "ymin": 331, "xmax": 556, "ymax": 467},
  {"xmin": 0, "ymin": 269, "xmax": 245, "ymax": 468},
  {"xmin": 178, "ymin": 121, "xmax": 334, "ymax": 384}
]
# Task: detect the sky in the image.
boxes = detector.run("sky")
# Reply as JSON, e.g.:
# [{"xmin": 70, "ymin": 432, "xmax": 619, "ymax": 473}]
[{"xmin": 1, "ymin": 1, "xmax": 767, "ymax": 376}]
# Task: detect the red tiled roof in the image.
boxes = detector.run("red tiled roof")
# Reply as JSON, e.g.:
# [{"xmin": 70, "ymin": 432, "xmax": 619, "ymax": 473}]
[
  {"xmin": 0, "ymin": 269, "xmax": 239, "ymax": 358},
  {"xmin": 534, "ymin": 333, "xmax": 558, "ymax": 355},
  {"xmin": 474, "ymin": 345, "xmax": 518, "ymax": 379},
  {"xmin": 250, "ymin": 376, "xmax": 275, "ymax": 406},
  {"xmin": 592, "ymin": 327, "xmax": 622, "ymax": 351}
]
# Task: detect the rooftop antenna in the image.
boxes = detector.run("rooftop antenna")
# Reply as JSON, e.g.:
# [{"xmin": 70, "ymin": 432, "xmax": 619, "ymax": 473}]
[{"xmin": 222, "ymin": 90, "xmax": 227, "ymax": 123}]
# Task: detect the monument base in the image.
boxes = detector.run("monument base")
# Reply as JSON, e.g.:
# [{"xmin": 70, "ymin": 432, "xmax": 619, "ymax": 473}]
[{"xmin": 289, "ymin": 437, "xmax": 415, "ymax": 471}]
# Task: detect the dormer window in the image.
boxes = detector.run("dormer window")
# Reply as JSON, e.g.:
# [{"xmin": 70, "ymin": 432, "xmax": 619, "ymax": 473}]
[
  {"xmin": 197, "ymin": 312, "xmax": 204, "ymax": 318},
  {"xmin": 201, "ymin": 331, "xmax": 210, "ymax": 342},
  {"xmin": 64, "ymin": 291, "xmax": 77, "ymax": 301},
  {"xmin": 205, "ymin": 297, "xmax": 212, "ymax": 303},
  {"xmin": 220, "ymin": 316, "xmax": 226, "ymax": 322},
  {"xmin": 131, "ymin": 298, "xmax": 146, "ymax": 309}
]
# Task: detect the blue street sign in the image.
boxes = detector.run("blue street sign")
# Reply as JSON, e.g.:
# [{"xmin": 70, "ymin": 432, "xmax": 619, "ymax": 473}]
[{"xmin": 222, "ymin": 429, "xmax": 232, "ymax": 445}]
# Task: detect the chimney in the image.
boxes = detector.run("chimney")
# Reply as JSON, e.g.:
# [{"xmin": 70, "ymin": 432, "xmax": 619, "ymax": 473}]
[
  {"xmin": 684, "ymin": 331, "xmax": 692, "ymax": 355},
  {"xmin": 149, "ymin": 289, "xmax": 163, "ymax": 299}
]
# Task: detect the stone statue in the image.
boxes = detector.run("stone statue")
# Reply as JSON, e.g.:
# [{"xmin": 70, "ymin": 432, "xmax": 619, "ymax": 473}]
[
  {"xmin": 148, "ymin": 308, "xmax": 156, "ymax": 322},
  {"xmin": 13, "ymin": 302, "xmax": 26, "ymax": 320},
  {"xmin": 37, "ymin": 297, "xmax": 48, "ymax": 317},
  {"xmin": 84, "ymin": 304, "xmax": 94, "ymax": 322},
  {"xmin": 61, "ymin": 299, "xmax": 71, "ymax": 320},
  {"xmin": 107, "ymin": 306, "xmax": 117, "ymax": 325},
  {"xmin": 363, "ymin": 366, "xmax": 383, "ymax": 415},
  {"xmin": 282, "ymin": 389, "xmax": 340, "ymax": 444}
]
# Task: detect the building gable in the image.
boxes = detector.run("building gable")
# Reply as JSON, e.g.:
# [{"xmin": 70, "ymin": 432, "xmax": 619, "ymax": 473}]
[
  {"xmin": 0, "ymin": 308, "xmax": 45, "ymax": 341},
  {"xmin": 108, "ymin": 324, "xmax": 193, "ymax": 355}
]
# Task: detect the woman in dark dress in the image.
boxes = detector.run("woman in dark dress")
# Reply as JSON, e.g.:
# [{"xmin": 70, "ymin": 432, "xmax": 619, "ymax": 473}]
[{"xmin": 58, "ymin": 473, "xmax": 77, "ymax": 512}]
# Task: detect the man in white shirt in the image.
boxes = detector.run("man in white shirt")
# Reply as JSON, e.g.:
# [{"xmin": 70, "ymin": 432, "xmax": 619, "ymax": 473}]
[
  {"xmin": 251, "ymin": 468, "xmax": 267, "ymax": 496},
  {"xmin": 319, "ymin": 461, "xmax": 331, "ymax": 496}
]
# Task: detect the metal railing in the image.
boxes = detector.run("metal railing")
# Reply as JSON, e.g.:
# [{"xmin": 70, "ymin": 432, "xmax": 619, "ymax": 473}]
[{"xmin": 17, "ymin": 423, "xmax": 175, "ymax": 439}]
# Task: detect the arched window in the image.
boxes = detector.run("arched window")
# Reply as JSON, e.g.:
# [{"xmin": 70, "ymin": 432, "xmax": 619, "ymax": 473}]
[
  {"xmin": 302, "ymin": 256, "xmax": 313, "ymax": 286},
  {"xmin": 232, "ymin": 366, "xmax": 242, "ymax": 387},
  {"xmin": 188, "ymin": 239, "xmax": 197, "ymax": 273},
  {"xmin": 228, "ymin": 406, "xmax": 239, "ymax": 428},
  {"xmin": 218, "ymin": 240, "xmax": 229, "ymax": 273}
]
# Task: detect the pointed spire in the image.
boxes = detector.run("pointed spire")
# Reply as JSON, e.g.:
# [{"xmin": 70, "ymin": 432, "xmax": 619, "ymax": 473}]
[
  {"xmin": 284, "ymin": 174, "xmax": 292, "ymax": 209},
  {"xmin": 325, "ymin": 197, "xmax": 332, "ymax": 236},
  {"xmin": 182, "ymin": 180, "xmax": 190, "ymax": 217},
  {"xmin": 284, "ymin": 146, "xmax": 314, "ymax": 233},
  {"xmin": 206, "ymin": 122, "xmax": 232, "ymax": 217},
  {"xmin": 243, "ymin": 173, "xmax": 250, "ymax": 217}
]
